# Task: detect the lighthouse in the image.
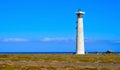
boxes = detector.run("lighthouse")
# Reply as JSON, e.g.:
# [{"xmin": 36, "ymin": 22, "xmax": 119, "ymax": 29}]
[{"xmin": 76, "ymin": 10, "xmax": 85, "ymax": 54}]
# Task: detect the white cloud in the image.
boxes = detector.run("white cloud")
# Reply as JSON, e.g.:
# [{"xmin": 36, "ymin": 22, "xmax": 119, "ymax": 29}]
[
  {"xmin": 40, "ymin": 37, "xmax": 75, "ymax": 42},
  {"xmin": 112, "ymin": 40, "xmax": 120, "ymax": 43},
  {"xmin": 1, "ymin": 38, "xmax": 29, "ymax": 42},
  {"xmin": 84, "ymin": 38, "xmax": 120, "ymax": 44},
  {"xmin": 84, "ymin": 38, "xmax": 99, "ymax": 43},
  {"xmin": 40, "ymin": 38, "xmax": 116, "ymax": 43},
  {"xmin": 0, "ymin": 37, "xmax": 75, "ymax": 42},
  {"xmin": 1, "ymin": 37, "xmax": 119, "ymax": 43}
]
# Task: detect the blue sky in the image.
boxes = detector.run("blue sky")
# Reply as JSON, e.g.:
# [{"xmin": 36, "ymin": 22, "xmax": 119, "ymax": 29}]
[{"xmin": 0, "ymin": 0, "xmax": 120, "ymax": 52}]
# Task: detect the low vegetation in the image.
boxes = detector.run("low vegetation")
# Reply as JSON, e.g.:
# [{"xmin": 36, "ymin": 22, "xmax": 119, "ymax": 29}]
[
  {"xmin": 0, "ymin": 54, "xmax": 119, "ymax": 70},
  {"xmin": 0, "ymin": 54, "xmax": 120, "ymax": 63}
]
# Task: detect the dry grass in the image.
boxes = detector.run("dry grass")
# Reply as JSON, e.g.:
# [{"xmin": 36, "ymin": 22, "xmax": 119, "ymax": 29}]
[
  {"xmin": 0, "ymin": 54, "xmax": 119, "ymax": 70},
  {"xmin": 0, "ymin": 54, "xmax": 120, "ymax": 63},
  {"xmin": 0, "ymin": 65, "xmax": 120, "ymax": 70}
]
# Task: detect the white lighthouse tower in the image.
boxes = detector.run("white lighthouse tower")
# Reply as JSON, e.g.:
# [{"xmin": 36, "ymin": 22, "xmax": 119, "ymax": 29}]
[{"xmin": 76, "ymin": 10, "xmax": 85, "ymax": 54}]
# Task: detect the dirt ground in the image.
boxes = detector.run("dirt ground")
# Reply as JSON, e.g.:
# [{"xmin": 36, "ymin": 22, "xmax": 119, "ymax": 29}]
[{"xmin": 0, "ymin": 61, "xmax": 120, "ymax": 68}]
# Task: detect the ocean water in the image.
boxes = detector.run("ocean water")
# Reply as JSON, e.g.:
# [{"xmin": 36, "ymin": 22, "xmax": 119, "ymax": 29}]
[
  {"xmin": 0, "ymin": 40, "xmax": 120, "ymax": 53},
  {"xmin": 0, "ymin": 41, "xmax": 75, "ymax": 52}
]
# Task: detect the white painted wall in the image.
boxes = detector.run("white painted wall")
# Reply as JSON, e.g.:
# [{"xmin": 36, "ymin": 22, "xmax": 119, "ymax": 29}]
[{"xmin": 76, "ymin": 12, "xmax": 85, "ymax": 54}]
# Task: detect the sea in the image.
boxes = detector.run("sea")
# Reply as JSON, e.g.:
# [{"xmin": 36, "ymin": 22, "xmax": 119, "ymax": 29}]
[{"xmin": 0, "ymin": 40, "xmax": 120, "ymax": 54}]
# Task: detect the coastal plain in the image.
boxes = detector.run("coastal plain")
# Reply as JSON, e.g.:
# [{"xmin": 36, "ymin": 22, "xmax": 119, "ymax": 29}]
[{"xmin": 0, "ymin": 54, "xmax": 120, "ymax": 70}]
